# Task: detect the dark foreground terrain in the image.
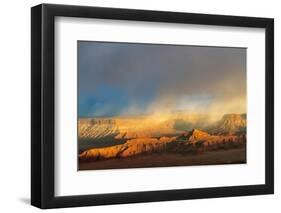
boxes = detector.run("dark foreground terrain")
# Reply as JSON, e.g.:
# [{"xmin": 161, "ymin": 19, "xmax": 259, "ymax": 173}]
[{"xmin": 79, "ymin": 147, "xmax": 246, "ymax": 170}]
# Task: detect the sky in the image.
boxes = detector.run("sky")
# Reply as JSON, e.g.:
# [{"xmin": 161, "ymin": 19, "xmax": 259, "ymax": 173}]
[{"xmin": 78, "ymin": 41, "xmax": 246, "ymax": 118}]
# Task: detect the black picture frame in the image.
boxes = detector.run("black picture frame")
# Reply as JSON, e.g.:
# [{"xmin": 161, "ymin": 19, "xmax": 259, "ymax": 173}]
[{"xmin": 31, "ymin": 3, "xmax": 274, "ymax": 209}]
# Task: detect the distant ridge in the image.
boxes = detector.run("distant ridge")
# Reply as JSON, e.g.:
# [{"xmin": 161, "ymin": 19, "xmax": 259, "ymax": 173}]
[
  {"xmin": 78, "ymin": 118, "xmax": 119, "ymax": 139},
  {"xmin": 209, "ymin": 113, "xmax": 246, "ymax": 134},
  {"xmin": 78, "ymin": 113, "xmax": 247, "ymax": 141}
]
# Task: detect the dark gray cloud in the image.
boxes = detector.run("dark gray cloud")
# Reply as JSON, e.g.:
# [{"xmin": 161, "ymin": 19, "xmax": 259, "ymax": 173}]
[{"xmin": 78, "ymin": 41, "xmax": 246, "ymax": 117}]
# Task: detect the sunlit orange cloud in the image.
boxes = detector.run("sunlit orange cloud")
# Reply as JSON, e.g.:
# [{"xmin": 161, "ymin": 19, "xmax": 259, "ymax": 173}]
[{"xmin": 125, "ymin": 92, "xmax": 246, "ymax": 121}]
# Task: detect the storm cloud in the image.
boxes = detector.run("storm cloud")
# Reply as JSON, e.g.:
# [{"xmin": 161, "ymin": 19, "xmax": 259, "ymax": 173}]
[{"xmin": 78, "ymin": 41, "xmax": 246, "ymax": 117}]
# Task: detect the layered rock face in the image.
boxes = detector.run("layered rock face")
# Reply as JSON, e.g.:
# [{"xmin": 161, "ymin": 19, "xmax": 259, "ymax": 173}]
[
  {"xmin": 79, "ymin": 137, "xmax": 177, "ymax": 160},
  {"xmin": 78, "ymin": 118, "xmax": 119, "ymax": 139},
  {"xmin": 78, "ymin": 113, "xmax": 212, "ymax": 141},
  {"xmin": 209, "ymin": 114, "xmax": 246, "ymax": 134},
  {"xmin": 186, "ymin": 129, "xmax": 210, "ymax": 140},
  {"xmin": 78, "ymin": 114, "xmax": 246, "ymax": 161}
]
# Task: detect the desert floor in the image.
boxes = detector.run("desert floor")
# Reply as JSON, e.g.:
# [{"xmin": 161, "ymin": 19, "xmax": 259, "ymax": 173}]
[{"xmin": 78, "ymin": 147, "xmax": 246, "ymax": 171}]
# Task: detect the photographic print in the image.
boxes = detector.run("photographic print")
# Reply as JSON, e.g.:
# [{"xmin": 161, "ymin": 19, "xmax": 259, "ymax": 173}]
[
  {"xmin": 78, "ymin": 41, "xmax": 247, "ymax": 170},
  {"xmin": 31, "ymin": 4, "xmax": 274, "ymax": 208}
]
